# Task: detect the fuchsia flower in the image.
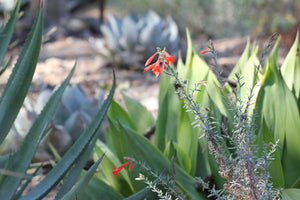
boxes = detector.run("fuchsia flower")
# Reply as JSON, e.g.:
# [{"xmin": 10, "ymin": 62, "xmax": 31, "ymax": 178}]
[
  {"xmin": 144, "ymin": 50, "xmax": 175, "ymax": 77},
  {"xmin": 112, "ymin": 157, "xmax": 134, "ymax": 176}
]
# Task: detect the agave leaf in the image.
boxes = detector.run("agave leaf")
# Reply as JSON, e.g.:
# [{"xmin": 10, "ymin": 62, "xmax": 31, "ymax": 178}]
[
  {"xmin": 0, "ymin": 2, "xmax": 43, "ymax": 144},
  {"xmin": 109, "ymin": 119, "xmax": 206, "ymax": 199},
  {"xmin": 93, "ymin": 140, "xmax": 135, "ymax": 196},
  {"xmin": 0, "ymin": 64, "xmax": 74, "ymax": 198},
  {"xmin": 79, "ymin": 177, "xmax": 123, "ymax": 200},
  {"xmin": 122, "ymin": 93, "xmax": 155, "ymax": 134},
  {"xmin": 55, "ymin": 136, "xmax": 97, "ymax": 199},
  {"xmin": 61, "ymin": 154, "xmax": 105, "ymax": 200},
  {"xmin": 0, "ymin": 0, "xmax": 20, "ymax": 66},
  {"xmin": 255, "ymin": 38, "xmax": 300, "ymax": 187},
  {"xmin": 19, "ymin": 72, "xmax": 115, "ymax": 200},
  {"xmin": 123, "ymin": 187, "xmax": 152, "ymax": 200},
  {"xmin": 12, "ymin": 165, "xmax": 41, "ymax": 200},
  {"xmin": 281, "ymin": 189, "xmax": 300, "ymax": 200},
  {"xmin": 61, "ymin": 85, "xmax": 86, "ymax": 112}
]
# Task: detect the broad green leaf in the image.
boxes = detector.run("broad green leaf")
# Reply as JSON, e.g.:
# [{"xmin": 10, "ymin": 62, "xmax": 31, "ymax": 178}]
[
  {"xmin": 93, "ymin": 140, "xmax": 135, "ymax": 196},
  {"xmin": 281, "ymin": 33, "xmax": 300, "ymax": 103},
  {"xmin": 79, "ymin": 177, "xmax": 123, "ymax": 200},
  {"xmin": 281, "ymin": 189, "xmax": 300, "ymax": 200},
  {"xmin": 155, "ymin": 72, "xmax": 179, "ymax": 151},
  {"xmin": 255, "ymin": 38, "xmax": 300, "ymax": 187},
  {"xmin": 177, "ymin": 100, "xmax": 200, "ymax": 176},
  {"xmin": 155, "ymin": 89, "xmax": 179, "ymax": 151},
  {"xmin": 61, "ymin": 154, "xmax": 105, "ymax": 200},
  {"xmin": 164, "ymin": 140, "xmax": 192, "ymax": 174},
  {"xmin": 0, "ymin": 67, "xmax": 75, "ymax": 199},
  {"xmin": 108, "ymin": 100, "xmax": 136, "ymax": 131},
  {"xmin": 184, "ymin": 28, "xmax": 193, "ymax": 76},
  {"xmin": 122, "ymin": 93, "xmax": 155, "ymax": 134},
  {"xmin": 0, "ymin": 0, "xmax": 20, "ymax": 66},
  {"xmin": 0, "ymin": 2, "xmax": 43, "ymax": 144},
  {"xmin": 20, "ymin": 72, "xmax": 115, "ymax": 200},
  {"xmin": 256, "ymin": 118, "xmax": 284, "ymax": 188},
  {"xmin": 291, "ymin": 177, "xmax": 300, "ymax": 188},
  {"xmin": 109, "ymin": 120, "xmax": 206, "ymax": 199},
  {"xmin": 227, "ymin": 41, "xmax": 251, "ymax": 83}
]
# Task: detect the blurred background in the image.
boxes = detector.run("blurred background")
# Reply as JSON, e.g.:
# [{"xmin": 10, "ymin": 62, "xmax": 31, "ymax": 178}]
[{"xmin": 0, "ymin": 0, "xmax": 299, "ymax": 160}]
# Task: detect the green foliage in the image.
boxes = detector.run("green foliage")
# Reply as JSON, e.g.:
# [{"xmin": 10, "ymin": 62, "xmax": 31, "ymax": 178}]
[
  {"xmin": 0, "ymin": 1, "xmax": 116, "ymax": 199},
  {"xmin": 91, "ymin": 30, "xmax": 300, "ymax": 199}
]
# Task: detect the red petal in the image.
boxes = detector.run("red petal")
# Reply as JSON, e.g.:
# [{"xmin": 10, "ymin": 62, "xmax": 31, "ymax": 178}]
[
  {"xmin": 145, "ymin": 52, "xmax": 158, "ymax": 66},
  {"xmin": 152, "ymin": 65, "xmax": 162, "ymax": 77},
  {"xmin": 200, "ymin": 50, "xmax": 212, "ymax": 54},
  {"xmin": 144, "ymin": 63, "xmax": 156, "ymax": 72},
  {"xmin": 112, "ymin": 161, "xmax": 132, "ymax": 176},
  {"xmin": 129, "ymin": 163, "xmax": 134, "ymax": 171},
  {"xmin": 165, "ymin": 56, "xmax": 175, "ymax": 64}
]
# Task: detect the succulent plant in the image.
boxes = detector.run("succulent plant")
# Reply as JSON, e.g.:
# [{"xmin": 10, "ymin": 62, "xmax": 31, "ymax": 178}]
[
  {"xmin": 1, "ymin": 84, "xmax": 105, "ymax": 161},
  {"xmin": 91, "ymin": 10, "xmax": 180, "ymax": 69}
]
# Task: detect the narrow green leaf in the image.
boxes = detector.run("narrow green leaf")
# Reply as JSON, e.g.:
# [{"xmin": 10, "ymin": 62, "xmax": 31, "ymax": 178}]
[
  {"xmin": 122, "ymin": 93, "xmax": 155, "ymax": 134},
  {"xmin": 0, "ymin": 2, "xmax": 43, "ymax": 144},
  {"xmin": 20, "ymin": 72, "xmax": 115, "ymax": 200},
  {"xmin": 55, "ymin": 136, "xmax": 97, "ymax": 200},
  {"xmin": 12, "ymin": 165, "xmax": 41, "ymax": 200},
  {"xmin": 61, "ymin": 154, "xmax": 105, "ymax": 200},
  {"xmin": 0, "ymin": 0, "xmax": 20, "ymax": 66},
  {"xmin": 0, "ymin": 67, "xmax": 75, "ymax": 199}
]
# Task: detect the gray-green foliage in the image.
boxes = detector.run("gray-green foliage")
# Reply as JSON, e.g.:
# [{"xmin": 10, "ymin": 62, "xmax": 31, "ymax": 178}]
[{"xmin": 93, "ymin": 10, "xmax": 180, "ymax": 68}]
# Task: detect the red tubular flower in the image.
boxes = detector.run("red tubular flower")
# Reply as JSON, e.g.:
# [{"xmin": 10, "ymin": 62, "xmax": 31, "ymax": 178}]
[
  {"xmin": 129, "ymin": 163, "xmax": 134, "ymax": 171},
  {"xmin": 145, "ymin": 52, "xmax": 158, "ymax": 66},
  {"xmin": 112, "ymin": 160, "xmax": 133, "ymax": 176},
  {"xmin": 144, "ymin": 50, "xmax": 174, "ymax": 77},
  {"xmin": 200, "ymin": 50, "xmax": 212, "ymax": 54},
  {"xmin": 163, "ymin": 51, "xmax": 175, "ymax": 65}
]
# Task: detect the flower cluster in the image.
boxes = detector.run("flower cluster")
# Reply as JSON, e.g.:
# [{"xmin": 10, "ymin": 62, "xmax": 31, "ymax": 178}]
[
  {"xmin": 144, "ymin": 50, "xmax": 175, "ymax": 77},
  {"xmin": 112, "ymin": 157, "xmax": 134, "ymax": 176}
]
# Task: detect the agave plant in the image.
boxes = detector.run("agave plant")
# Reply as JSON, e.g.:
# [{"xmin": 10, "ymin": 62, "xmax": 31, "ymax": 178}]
[
  {"xmin": 92, "ymin": 10, "xmax": 180, "ymax": 69},
  {"xmin": 0, "ymin": 1, "xmax": 115, "ymax": 199},
  {"xmin": 1, "ymin": 84, "xmax": 106, "ymax": 161}
]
